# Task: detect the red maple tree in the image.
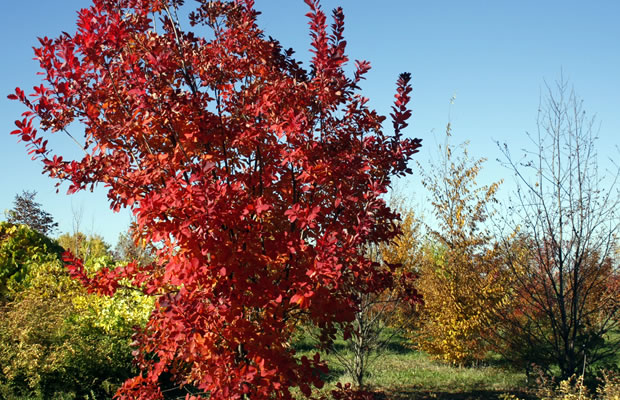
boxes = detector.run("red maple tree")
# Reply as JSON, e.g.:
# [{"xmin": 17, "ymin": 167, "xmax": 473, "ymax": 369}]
[{"xmin": 9, "ymin": 0, "xmax": 421, "ymax": 398}]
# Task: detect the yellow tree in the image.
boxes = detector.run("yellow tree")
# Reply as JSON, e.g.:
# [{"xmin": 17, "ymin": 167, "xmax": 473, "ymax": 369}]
[
  {"xmin": 381, "ymin": 206, "xmax": 423, "ymax": 274},
  {"xmin": 413, "ymin": 125, "xmax": 511, "ymax": 365}
]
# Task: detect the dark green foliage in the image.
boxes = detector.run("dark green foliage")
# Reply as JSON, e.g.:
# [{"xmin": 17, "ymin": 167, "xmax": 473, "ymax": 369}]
[{"xmin": 5, "ymin": 191, "xmax": 58, "ymax": 236}]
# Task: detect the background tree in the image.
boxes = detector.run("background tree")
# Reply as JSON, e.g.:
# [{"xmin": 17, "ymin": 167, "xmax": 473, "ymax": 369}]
[
  {"xmin": 5, "ymin": 190, "xmax": 58, "ymax": 236},
  {"xmin": 413, "ymin": 125, "xmax": 511, "ymax": 365},
  {"xmin": 114, "ymin": 224, "xmax": 156, "ymax": 267},
  {"xmin": 8, "ymin": 0, "xmax": 421, "ymax": 398},
  {"xmin": 497, "ymin": 78, "xmax": 620, "ymax": 379},
  {"xmin": 329, "ymin": 207, "xmax": 423, "ymax": 387},
  {"xmin": 58, "ymin": 232, "xmax": 112, "ymax": 265}
]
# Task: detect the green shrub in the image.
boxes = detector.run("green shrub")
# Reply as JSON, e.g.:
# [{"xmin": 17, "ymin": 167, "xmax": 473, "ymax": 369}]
[
  {"xmin": 0, "ymin": 225, "xmax": 153, "ymax": 399},
  {"xmin": 0, "ymin": 222, "xmax": 63, "ymax": 299},
  {"xmin": 0, "ymin": 259, "xmax": 137, "ymax": 399}
]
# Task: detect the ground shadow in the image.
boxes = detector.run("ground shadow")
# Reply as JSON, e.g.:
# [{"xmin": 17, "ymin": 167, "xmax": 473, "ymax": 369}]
[
  {"xmin": 382, "ymin": 337, "xmax": 413, "ymax": 355},
  {"xmin": 385, "ymin": 388, "xmax": 535, "ymax": 400}
]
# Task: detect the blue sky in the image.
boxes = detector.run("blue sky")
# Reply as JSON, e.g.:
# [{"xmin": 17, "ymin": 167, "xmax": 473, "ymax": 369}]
[{"xmin": 1, "ymin": 1, "xmax": 619, "ymax": 245}]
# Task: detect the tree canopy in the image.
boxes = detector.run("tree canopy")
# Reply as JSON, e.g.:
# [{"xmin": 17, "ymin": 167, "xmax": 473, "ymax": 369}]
[
  {"xmin": 9, "ymin": 0, "xmax": 421, "ymax": 398},
  {"xmin": 5, "ymin": 190, "xmax": 58, "ymax": 236}
]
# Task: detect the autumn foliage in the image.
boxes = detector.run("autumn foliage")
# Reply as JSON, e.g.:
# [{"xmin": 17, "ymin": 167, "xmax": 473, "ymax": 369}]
[
  {"xmin": 9, "ymin": 0, "xmax": 420, "ymax": 398},
  {"xmin": 496, "ymin": 80, "xmax": 620, "ymax": 379},
  {"xmin": 412, "ymin": 127, "xmax": 510, "ymax": 365},
  {"xmin": 494, "ymin": 235, "xmax": 620, "ymax": 377}
]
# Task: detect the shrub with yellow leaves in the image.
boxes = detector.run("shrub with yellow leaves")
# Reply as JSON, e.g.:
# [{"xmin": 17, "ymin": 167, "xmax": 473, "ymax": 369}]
[
  {"xmin": 410, "ymin": 124, "xmax": 512, "ymax": 365},
  {"xmin": 0, "ymin": 226, "xmax": 153, "ymax": 399}
]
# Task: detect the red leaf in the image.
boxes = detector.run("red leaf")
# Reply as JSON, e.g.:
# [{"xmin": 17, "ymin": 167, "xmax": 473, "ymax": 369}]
[{"xmin": 9, "ymin": 1, "xmax": 421, "ymax": 398}]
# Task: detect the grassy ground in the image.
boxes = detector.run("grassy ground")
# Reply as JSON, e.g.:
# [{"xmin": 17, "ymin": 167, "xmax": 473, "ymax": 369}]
[{"xmin": 293, "ymin": 333, "xmax": 532, "ymax": 400}]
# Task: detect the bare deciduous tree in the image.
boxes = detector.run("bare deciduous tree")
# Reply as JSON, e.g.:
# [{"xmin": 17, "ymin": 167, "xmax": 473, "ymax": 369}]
[{"xmin": 496, "ymin": 77, "xmax": 620, "ymax": 379}]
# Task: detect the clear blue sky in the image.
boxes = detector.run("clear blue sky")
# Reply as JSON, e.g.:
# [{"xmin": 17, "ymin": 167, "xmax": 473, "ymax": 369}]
[{"xmin": 1, "ymin": 1, "xmax": 619, "ymax": 245}]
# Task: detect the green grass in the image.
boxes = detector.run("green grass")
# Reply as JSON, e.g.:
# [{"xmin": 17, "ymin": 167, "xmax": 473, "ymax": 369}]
[{"xmin": 293, "ymin": 333, "xmax": 532, "ymax": 400}]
